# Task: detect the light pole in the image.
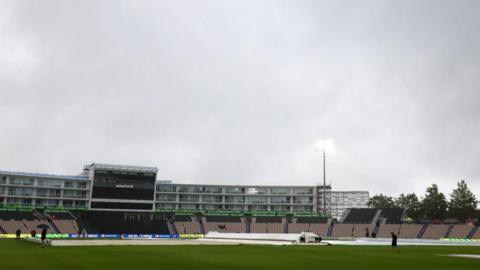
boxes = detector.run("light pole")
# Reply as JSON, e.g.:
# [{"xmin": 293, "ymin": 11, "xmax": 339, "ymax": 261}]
[
  {"xmin": 315, "ymin": 139, "xmax": 331, "ymax": 216},
  {"xmin": 322, "ymin": 148, "xmax": 326, "ymax": 216}
]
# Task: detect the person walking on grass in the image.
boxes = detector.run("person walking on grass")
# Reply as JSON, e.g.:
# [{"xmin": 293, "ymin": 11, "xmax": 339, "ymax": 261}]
[
  {"xmin": 41, "ymin": 228, "xmax": 48, "ymax": 247},
  {"xmin": 15, "ymin": 228, "xmax": 21, "ymax": 240},
  {"xmin": 391, "ymin": 232, "xmax": 399, "ymax": 253}
]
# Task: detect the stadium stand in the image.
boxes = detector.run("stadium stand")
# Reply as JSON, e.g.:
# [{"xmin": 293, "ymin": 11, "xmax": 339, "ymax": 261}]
[
  {"xmin": 447, "ymin": 225, "xmax": 475, "ymax": 239},
  {"xmin": 376, "ymin": 224, "xmax": 401, "ymax": 238},
  {"xmin": 0, "ymin": 210, "xmax": 37, "ymax": 233},
  {"xmin": 422, "ymin": 224, "xmax": 450, "ymax": 239},
  {"xmin": 251, "ymin": 217, "xmax": 284, "ymax": 233},
  {"xmin": 0, "ymin": 220, "xmax": 27, "ymax": 233},
  {"xmin": 397, "ymin": 224, "xmax": 423, "ymax": 238},
  {"xmin": 352, "ymin": 224, "xmax": 374, "ymax": 237},
  {"xmin": 378, "ymin": 208, "xmax": 404, "ymax": 224},
  {"xmin": 173, "ymin": 215, "xmax": 201, "ymax": 234},
  {"xmin": 46, "ymin": 212, "xmax": 79, "ymax": 234},
  {"xmin": 469, "ymin": 226, "xmax": 480, "ymax": 239},
  {"xmin": 342, "ymin": 209, "xmax": 378, "ymax": 224},
  {"xmin": 288, "ymin": 216, "xmax": 329, "ymax": 235},
  {"xmin": 73, "ymin": 211, "xmax": 171, "ymax": 234},
  {"xmin": 331, "ymin": 224, "xmax": 355, "ymax": 237},
  {"xmin": 295, "ymin": 216, "xmax": 328, "ymax": 223},
  {"xmin": 0, "ymin": 210, "xmax": 36, "ymax": 221},
  {"xmin": 203, "ymin": 216, "xmax": 245, "ymax": 233}
]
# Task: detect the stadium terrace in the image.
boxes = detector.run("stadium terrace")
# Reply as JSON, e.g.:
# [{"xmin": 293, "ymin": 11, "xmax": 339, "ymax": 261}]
[{"xmin": 1, "ymin": 163, "xmax": 479, "ymax": 242}]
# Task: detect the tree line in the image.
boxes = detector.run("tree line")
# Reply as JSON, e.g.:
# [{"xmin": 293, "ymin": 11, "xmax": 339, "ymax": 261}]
[{"xmin": 368, "ymin": 180, "xmax": 478, "ymax": 222}]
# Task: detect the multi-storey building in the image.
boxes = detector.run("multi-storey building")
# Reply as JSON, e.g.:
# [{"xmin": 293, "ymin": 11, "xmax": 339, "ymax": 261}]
[{"xmin": 0, "ymin": 163, "xmax": 369, "ymax": 219}]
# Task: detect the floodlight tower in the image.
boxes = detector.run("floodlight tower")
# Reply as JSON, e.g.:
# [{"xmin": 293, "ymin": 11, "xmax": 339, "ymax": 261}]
[{"xmin": 315, "ymin": 139, "xmax": 331, "ymax": 216}]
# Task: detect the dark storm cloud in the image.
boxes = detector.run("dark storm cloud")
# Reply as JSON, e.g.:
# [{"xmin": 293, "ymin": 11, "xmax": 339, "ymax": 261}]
[{"xmin": 1, "ymin": 0, "xmax": 480, "ymax": 198}]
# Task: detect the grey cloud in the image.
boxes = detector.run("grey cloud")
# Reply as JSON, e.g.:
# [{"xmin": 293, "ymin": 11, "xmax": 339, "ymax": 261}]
[{"xmin": 1, "ymin": 0, "xmax": 480, "ymax": 198}]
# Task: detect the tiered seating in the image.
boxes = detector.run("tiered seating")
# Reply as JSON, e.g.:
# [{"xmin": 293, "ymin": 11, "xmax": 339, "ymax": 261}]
[
  {"xmin": 204, "ymin": 222, "xmax": 245, "ymax": 233},
  {"xmin": 73, "ymin": 211, "xmax": 170, "ymax": 234},
  {"xmin": 289, "ymin": 216, "xmax": 328, "ymax": 235},
  {"xmin": 251, "ymin": 217, "xmax": 284, "ymax": 233},
  {"xmin": 397, "ymin": 224, "xmax": 422, "ymax": 238},
  {"xmin": 250, "ymin": 223, "xmax": 284, "ymax": 233},
  {"xmin": 331, "ymin": 224, "xmax": 355, "ymax": 237},
  {"xmin": 173, "ymin": 215, "xmax": 200, "ymax": 234},
  {"xmin": 204, "ymin": 216, "xmax": 245, "ymax": 233},
  {"xmin": 47, "ymin": 211, "xmax": 79, "ymax": 234},
  {"xmin": 352, "ymin": 224, "xmax": 374, "ymax": 237},
  {"xmin": 472, "ymin": 227, "xmax": 480, "ymax": 239},
  {"xmin": 23, "ymin": 220, "xmax": 51, "ymax": 232},
  {"xmin": 0, "ymin": 210, "xmax": 36, "ymax": 233},
  {"xmin": 52, "ymin": 220, "xmax": 79, "ymax": 234},
  {"xmin": 422, "ymin": 224, "xmax": 449, "ymax": 239},
  {"xmin": 47, "ymin": 211, "xmax": 75, "ymax": 220},
  {"xmin": 0, "ymin": 210, "xmax": 36, "ymax": 220},
  {"xmin": 288, "ymin": 223, "xmax": 329, "ymax": 236},
  {"xmin": 379, "ymin": 208, "xmax": 404, "ymax": 224},
  {"xmin": 0, "ymin": 220, "xmax": 27, "ymax": 233},
  {"xmin": 448, "ymin": 225, "xmax": 474, "ymax": 239},
  {"xmin": 376, "ymin": 224, "xmax": 401, "ymax": 238},
  {"xmin": 342, "ymin": 209, "xmax": 378, "ymax": 224}
]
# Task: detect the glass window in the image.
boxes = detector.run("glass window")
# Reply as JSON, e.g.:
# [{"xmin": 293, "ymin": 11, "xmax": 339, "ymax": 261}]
[
  {"xmin": 293, "ymin": 188, "xmax": 313, "ymax": 195},
  {"xmin": 157, "ymin": 185, "xmax": 176, "ymax": 192},
  {"xmin": 271, "ymin": 196, "xmax": 289, "ymax": 203},
  {"xmin": 271, "ymin": 205, "xmax": 289, "ymax": 211},
  {"xmin": 225, "ymin": 196, "xmax": 245, "ymax": 203},
  {"xmin": 178, "ymin": 186, "xmax": 198, "ymax": 193},
  {"xmin": 202, "ymin": 195, "xmax": 222, "ymax": 203},
  {"xmin": 246, "ymin": 188, "xmax": 267, "ymax": 195},
  {"xmin": 63, "ymin": 200, "xmax": 74, "ymax": 207},
  {"xmin": 155, "ymin": 203, "xmax": 176, "ymax": 209},
  {"xmin": 246, "ymin": 196, "xmax": 268, "ymax": 203},
  {"xmin": 271, "ymin": 188, "xmax": 290, "ymax": 195},
  {"xmin": 293, "ymin": 196, "xmax": 313, "ymax": 204},
  {"xmin": 202, "ymin": 187, "xmax": 222, "ymax": 193},
  {"xmin": 156, "ymin": 194, "xmax": 176, "ymax": 202},
  {"xmin": 74, "ymin": 201, "xmax": 87, "ymax": 207},
  {"xmin": 225, "ymin": 187, "xmax": 243, "ymax": 194},
  {"xmin": 178, "ymin": 204, "xmax": 197, "ymax": 210},
  {"xmin": 37, "ymin": 179, "xmax": 62, "ymax": 188},
  {"xmin": 10, "ymin": 177, "xmax": 34, "ymax": 186},
  {"xmin": 179, "ymin": 194, "xmax": 199, "ymax": 202},
  {"xmin": 64, "ymin": 190, "xmax": 87, "ymax": 198},
  {"xmin": 8, "ymin": 187, "xmax": 34, "ymax": 196}
]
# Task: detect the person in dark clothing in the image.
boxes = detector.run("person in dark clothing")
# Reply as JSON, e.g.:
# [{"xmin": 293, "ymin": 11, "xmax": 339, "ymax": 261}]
[
  {"xmin": 41, "ymin": 228, "xmax": 48, "ymax": 247},
  {"xmin": 15, "ymin": 229, "xmax": 21, "ymax": 240},
  {"xmin": 365, "ymin": 227, "xmax": 370, "ymax": 238},
  {"xmin": 391, "ymin": 232, "xmax": 399, "ymax": 253},
  {"xmin": 31, "ymin": 230, "xmax": 37, "ymax": 238}
]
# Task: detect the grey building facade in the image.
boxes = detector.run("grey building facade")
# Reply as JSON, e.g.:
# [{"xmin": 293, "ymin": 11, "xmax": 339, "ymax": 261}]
[{"xmin": 0, "ymin": 163, "xmax": 369, "ymax": 219}]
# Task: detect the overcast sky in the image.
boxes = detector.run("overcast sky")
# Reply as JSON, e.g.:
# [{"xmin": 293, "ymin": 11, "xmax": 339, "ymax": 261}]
[{"xmin": 1, "ymin": 0, "xmax": 479, "ymax": 198}]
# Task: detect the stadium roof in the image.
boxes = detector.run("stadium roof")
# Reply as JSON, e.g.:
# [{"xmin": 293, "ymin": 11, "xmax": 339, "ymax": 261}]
[
  {"xmin": 0, "ymin": 170, "xmax": 89, "ymax": 181},
  {"xmin": 85, "ymin": 163, "xmax": 158, "ymax": 173}
]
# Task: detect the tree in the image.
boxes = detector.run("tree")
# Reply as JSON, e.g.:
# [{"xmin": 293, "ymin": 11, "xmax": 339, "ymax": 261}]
[
  {"xmin": 422, "ymin": 184, "xmax": 448, "ymax": 220},
  {"xmin": 368, "ymin": 194, "xmax": 396, "ymax": 208},
  {"xmin": 395, "ymin": 193, "xmax": 422, "ymax": 220},
  {"xmin": 449, "ymin": 180, "xmax": 477, "ymax": 222}
]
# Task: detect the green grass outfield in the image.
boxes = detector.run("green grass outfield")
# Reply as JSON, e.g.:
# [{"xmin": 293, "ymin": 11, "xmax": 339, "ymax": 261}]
[{"xmin": 0, "ymin": 239, "xmax": 479, "ymax": 270}]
